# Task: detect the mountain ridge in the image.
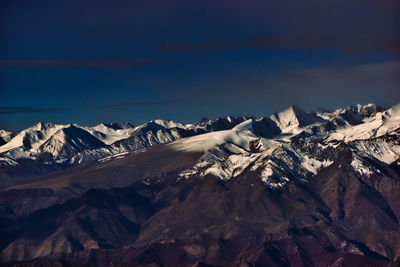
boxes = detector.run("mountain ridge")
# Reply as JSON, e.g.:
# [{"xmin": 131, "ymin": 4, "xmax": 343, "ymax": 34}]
[
  {"xmin": 0, "ymin": 104, "xmax": 393, "ymax": 170},
  {"xmin": 1, "ymin": 102, "xmax": 400, "ymax": 266}
]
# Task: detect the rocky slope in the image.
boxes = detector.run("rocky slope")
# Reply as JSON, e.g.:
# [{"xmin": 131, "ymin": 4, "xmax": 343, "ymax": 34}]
[{"xmin": 0, "ymin": 103, "xmax": 400, "ymax": 266}]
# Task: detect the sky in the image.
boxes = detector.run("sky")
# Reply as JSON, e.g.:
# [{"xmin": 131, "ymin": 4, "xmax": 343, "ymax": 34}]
[{"xmin": 0, "ymin": 0, "xmax": 399, "ymax": 131}]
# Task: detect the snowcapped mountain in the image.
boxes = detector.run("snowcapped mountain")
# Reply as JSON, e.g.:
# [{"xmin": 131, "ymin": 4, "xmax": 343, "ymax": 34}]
[
  {"xmin": 169, "ymin": 103, "xmax": 400, "ymax": 188},
  {"xmin": 0, "ymin": 116, "xmax": 251, "ymax": 170},
  {"xmin": 270, "ymin": 105, "xmax": 326, "ymax": 134},
  {"xmin": 1, "ymin": 103, "xmax": 400, "ymax": 266},
  {"xmin": 0, "ymin": 103, "xmax": 399, "ymax": 182},
  {"xmin": 326, "ymin": 103, "xmax": 400, "ymax": 142},
  {"xmin": 0, "ymin": 130, "xmax": 14, "ymax": 146}
]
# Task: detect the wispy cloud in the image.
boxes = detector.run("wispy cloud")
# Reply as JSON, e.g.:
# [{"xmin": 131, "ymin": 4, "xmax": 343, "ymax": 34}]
[
  {"xmin": 0, "ymin": 107, "xmax": 65, "ymax": 115},
  {"xmin": 101, "ymin": 100, "xmax": 181, "ymax": 109},
  {"xmin": 158, "ymin": 32, "xmax": 400, "ymax": 54},
  {"xmin": 0, "ymin": 58, "xmax": 164, "ymax": 68}
]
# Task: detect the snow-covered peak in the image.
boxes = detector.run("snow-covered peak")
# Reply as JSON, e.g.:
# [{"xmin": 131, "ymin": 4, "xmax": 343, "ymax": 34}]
[
  {"xmin": 90, "ymin": 122, "xmax": 134, "ymax": 132},
  {"xmin": 188, "ymin": 116, "xmax": 249, "ymax": 132},
  {"xmin": 354, "ymin": 103, "xmax": 385, "ymax": 117},
  {"xmin": 232, "ymin": 119, "xmax": 255, "ymax": 132},
  {"xmin": 0, "ymin": 129, "xmax": 13, "ymax": 144},
  {"xmin": 375, "ymin": 103, "xmax": 400, "ymax": 136},
  {"xmin": 32, "ymin": 122, "xmax": 60, "ymax": 131},
  {"xmin": 317, "ymin": 103, "xmax": 384, "ymax": 125},
  {"xmin": 326, "ymin": 102, "xmax": 400, "ymax": 142},
  {"xmin": 0, "ymin": 122, "xmax": 66, "ymax": 154},
  {"xmin": 0, "ymin": 129, "xmax": 12, "ymax": 135},
  {"xmin": 39, "ymin": 125, "xmax": 105, "ymax": 158},
  {"xmin": 1, "ymin": 102, "xmax": 398, "ymax": 174},
  {"xmin": 384, "ymin": 103, "xmax": 400, "ymax": 118},
  {"xmin": 103, "ymin": 122, "xmax": 134, "ymax": 130},
  {"xmin": 81, "ymin": 123, "xmax": 135, "ymax": 145},
  {"xmin": 152, "ymin": 119, "xmax": 185, "ymax": 129},
  {"xmin": 270, "ymin": 105, "xmax": 324, "ymax": 134},
  {"xmin": 168, "ymin": 120, "xmax": 258, "ymax": 153}
]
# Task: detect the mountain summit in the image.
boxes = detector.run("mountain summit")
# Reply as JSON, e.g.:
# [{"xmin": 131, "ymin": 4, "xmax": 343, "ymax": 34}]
[{"xmin": 270, "ymin": 105, "xmax": 325, "ymax": 134}]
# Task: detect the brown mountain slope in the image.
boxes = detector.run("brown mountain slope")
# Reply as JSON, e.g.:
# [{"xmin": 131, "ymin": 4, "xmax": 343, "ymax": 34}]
[{"xmin": 1, "ymin": 151, "xmax": 400, "ymax": 266}]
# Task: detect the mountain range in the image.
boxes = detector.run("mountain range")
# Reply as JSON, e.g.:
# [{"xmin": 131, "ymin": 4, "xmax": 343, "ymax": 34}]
[{"xmin": 1, "ymin": 103, "xmax": 400, "ymax": 266}]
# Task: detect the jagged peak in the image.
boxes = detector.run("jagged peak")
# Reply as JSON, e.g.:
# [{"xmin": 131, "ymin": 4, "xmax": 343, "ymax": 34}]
[
  {"xmin": 271, "ymin": 105, "xmax": 305, "ymax": 120},
  {"xmin": 100, "ymin": 122, "xmax": 134, "ymax": 130},
  {"xmin": 32, "ymin": 122, "xmax": 62, "ymax": 131},
  {"xmin": 1, "ymin": 102, "xmax": 398, "ymax": 164},
  {"xmin": 0, "ymin": 129, "xmax": 12, "ymax": 135},
  {"xmin": 152, "ymin": 119, "xmax": 184, "ymax": 129},
  {"xmin": 270, "ymin": 105, "xmax": 322, "ymax": 133},
  {"xmin": 190, "ymin": 116, "xmax": 250, "ymax": 132},
  {"xmin": 383, "ymin": 102, "xmax": 400, "ymax": 118},
  {"xmin": 340, "ymin": 103, "xmax": 385, "ymax": 115}
]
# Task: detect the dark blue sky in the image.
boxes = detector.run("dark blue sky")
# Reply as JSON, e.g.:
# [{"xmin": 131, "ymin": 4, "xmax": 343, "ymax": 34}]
[{"xmin": 1, "ymin": 0, "xmax": 399, "ymax": 130}]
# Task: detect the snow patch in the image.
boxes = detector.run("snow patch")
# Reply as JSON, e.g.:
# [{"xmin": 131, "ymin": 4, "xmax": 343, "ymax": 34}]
[
  {"xmin": 351, "ymin": 156, "xmax": 373, "ymax": 177},
  {"xmin": 261, "ymin": 165, "xmax": 289, "ymax": 188}
]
